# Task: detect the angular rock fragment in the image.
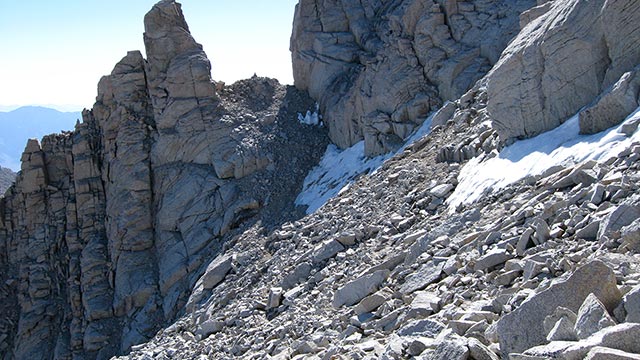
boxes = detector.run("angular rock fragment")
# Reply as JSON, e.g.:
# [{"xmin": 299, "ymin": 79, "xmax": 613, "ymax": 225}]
[
  {"xmin": 575, "ymin": 293, "xmax": 617, "ymax": 340},
  {"xmin": 354, "ymin": 289, "xmax": 390, "ymax": 315},
  {"xmin": 201, "ymin": 254, "xmax": 233, "ymax": 290},
  {"xmin": 431, "ymin": 184, "xmax": 455, "ymax": 198},
  {"xmin": 585, "ymin": 346, "xmax": 640, "ymax": 360},
  {"xmin": 400, "ymin": 262, "xmax": 444, "ymax": 294},
  {"xmin": 544, "ymin": 307, "xmax": 578, "ymax": 342},
  {"xmin": 621, "ymin": 285, "xmax": 640, "ymax": 323},
  {"xmin": 267, "ymin": 287, "xmax": 284, "ymax": 311},
  {"xmin": 497, "ymin": 260, "xmax": 621, "ymax": 357},
  {"xmin": 422, "ymin": 330, "xmax": 469, "ymax": 360},
  {"xmin": 474, "ymin": 248, "xmax": 513, "ymax": 272},
  {"xmin": 312, "ymin": 239, "xmax": 345, "ymax": 264},
  {"xmin": 547, "ymin": 316, "xmax": 578, "ymax": 342},
  {"xmin": 332, "ymin": 270, "xmax": 389, "ymax": 308},
  {"xmin": 598, "ymin": 197, "xmax": 640, "ymax": 240},
  {"xmin": 398, "ymin": 319, "xmax": 446, "ymax": 339}
]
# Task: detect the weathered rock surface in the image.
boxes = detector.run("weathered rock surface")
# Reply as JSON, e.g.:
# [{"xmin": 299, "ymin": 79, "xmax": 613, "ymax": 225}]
[
  {"xmin": 3, "ymin": 0, "xmax": 640, "ymax": 359},
  {"xmin": 521, "ymin": 323, "xmax": 640, "ymax": 359},
  {"xmin": 292, "ymin": 0, "xmax": 536, "ymax": 155},
  {"xmin": 580, "ymin": 67, "xmax": 640, "ymax": 135},
  {"xmin": 496, "ymin": 260, "xmax": 621, "ymax": 357},
  {"xmin": 621, "ymin": 285, "xmax": 640, "ymax": 323},
  {"xmin": 574, "ymin": 293, "xmax": 618, "ymax": 340},
  {"xmin": 487, "ymin": 0, "xmax": 640, "ymax": 142}
]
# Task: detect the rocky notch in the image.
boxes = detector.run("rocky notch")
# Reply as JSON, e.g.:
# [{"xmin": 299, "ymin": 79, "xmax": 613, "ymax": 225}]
[{"xmin": 0, "ymin": 1, "xmax": 328, "ymax": 358}]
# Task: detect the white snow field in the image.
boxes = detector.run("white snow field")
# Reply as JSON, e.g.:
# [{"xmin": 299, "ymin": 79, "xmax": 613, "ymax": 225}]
[
  {"xmin": 448, "ymin": 107, "xmax": 640, "ymax": 210},
  {"xmin": 297, "ymin": 104, "xmax": 640, "ymax": 215},
  {"xmin": 296, "ymin": 114, "xmax": 434, "ymax": 214}
]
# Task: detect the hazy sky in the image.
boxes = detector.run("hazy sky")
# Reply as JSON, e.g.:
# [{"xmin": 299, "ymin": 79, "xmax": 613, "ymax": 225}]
[{"xmin": 0, "ymin": 0, "xmax": 298, "ymax": 111}]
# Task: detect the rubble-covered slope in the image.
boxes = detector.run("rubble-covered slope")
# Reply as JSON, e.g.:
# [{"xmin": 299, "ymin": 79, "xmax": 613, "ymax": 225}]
[{"xmin": 117, "ymin": 88, "xmax": 640, "ymax": 359}]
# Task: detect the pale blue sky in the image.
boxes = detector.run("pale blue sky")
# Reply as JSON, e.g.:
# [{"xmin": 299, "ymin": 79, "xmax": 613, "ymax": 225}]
[{"xmin": 0, "ymin": 1, "xmax": 298, "ymax": 111}]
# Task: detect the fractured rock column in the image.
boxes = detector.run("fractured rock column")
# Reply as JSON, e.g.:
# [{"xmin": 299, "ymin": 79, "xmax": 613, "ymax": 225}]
[
  {"xmin": 143, "ymin": 0, "xmax": 233, "ymax": 321},
  {"xmin": 72, "ymin": 113, "xmax": 118, "ymax": 358},
  {"xmin": 39, "ymin": 133, "xmax": 77, "ymax": 359},
  {"xmin": 143, "ymin": 0, "xmax": 218, "ymax": 128},
  {"xmin": 9, "ymin": 139, "xmax": 61, "ymax": 359},
  {"xmin": 93, "ymin": 50, "xmax": 160, "ymax": 352}
]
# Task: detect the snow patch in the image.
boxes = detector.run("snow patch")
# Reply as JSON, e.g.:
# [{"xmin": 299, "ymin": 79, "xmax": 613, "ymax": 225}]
[
  {"xmin": 298, "ymin": 103, "xmax": 322, "ymax": 126},
  {"xmin": 449, "ymin": 107, "xmax": 640, "ymax": 210},
  {"xmin": 296, "ymin": 113, "xmax": 434, "ymax": 214}
]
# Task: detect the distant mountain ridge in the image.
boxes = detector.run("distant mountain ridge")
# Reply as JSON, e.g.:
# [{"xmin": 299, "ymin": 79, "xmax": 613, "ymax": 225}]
[
  {"xmin": 0, "ymin": 106, "xmax": 80, "ymax": 170},
  {"xmin": 0, "ymin": 165, "xmax": 15, "ymax": 195}
]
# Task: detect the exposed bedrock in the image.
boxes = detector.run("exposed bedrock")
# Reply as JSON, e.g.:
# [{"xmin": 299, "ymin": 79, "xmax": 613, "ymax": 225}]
[
  {"xmin": 291, "ymin": 0, "xmax": 536, "ymax": 156},
  {"xmin": 487, "ymin": 0, "xmax": 640, "ymax": 142}
]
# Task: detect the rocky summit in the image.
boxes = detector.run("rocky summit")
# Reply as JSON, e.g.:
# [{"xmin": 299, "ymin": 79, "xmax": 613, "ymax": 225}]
[{"xmin": 1, "ymin": 0, "xmax": 640, "ymax": 359}]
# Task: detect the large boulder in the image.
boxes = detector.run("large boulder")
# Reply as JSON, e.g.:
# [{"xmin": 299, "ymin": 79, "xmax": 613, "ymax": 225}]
[
  {"xmin": 487, "ymin": 0, "xmax": 640, "ymax": 142},
  {"xmin": 496, "ymin": 260, "xmax": 621, "ymax": 357}
]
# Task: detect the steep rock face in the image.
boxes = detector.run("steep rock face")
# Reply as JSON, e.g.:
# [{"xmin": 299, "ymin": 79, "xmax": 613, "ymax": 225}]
[
  {"xmin": 291, "ymin": 0, "xmax": 536, "ymax": 156},
  {"xmin": 0, "ymin": 1, "xmax": 328, "ymax": 358},
  {"xmin": 487, "ymin": 0, "xmax": 640, "ymax": 142}
]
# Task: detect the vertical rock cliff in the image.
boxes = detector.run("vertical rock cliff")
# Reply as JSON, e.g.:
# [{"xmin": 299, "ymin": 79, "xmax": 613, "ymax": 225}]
[
  {"xmin": 0, "ymin": 1, "xmax": 328, "ymax": 358},
  {"xmin": 487, "ymin": 0, "xmax": 640, "ymax": 142},
  {"xmin": 291, "ymin": 0, "xmax": 535, "ymax": 156}
]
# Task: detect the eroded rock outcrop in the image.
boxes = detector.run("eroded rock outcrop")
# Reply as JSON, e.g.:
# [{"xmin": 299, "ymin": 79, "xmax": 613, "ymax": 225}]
[
  {"xmin": 0, "ymin": 1, "xmax": 328, "ymax": 358},
  {"xmin": 291, "ymin": 0, "xmax": 536, "ymax": 156},
  {"xmin": 487, "ymin": 0, "xmax": 640, "ymax": 142}
]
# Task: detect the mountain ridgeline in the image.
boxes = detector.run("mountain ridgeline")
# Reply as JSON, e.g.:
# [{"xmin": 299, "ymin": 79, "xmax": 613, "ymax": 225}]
[
  {"xmin": 0, "ymin": 106, "xmax": 80, "ymax": 171},
  {"xmin": 2, "ymin": 0, "xmax": 640, "ymax": 359}
]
